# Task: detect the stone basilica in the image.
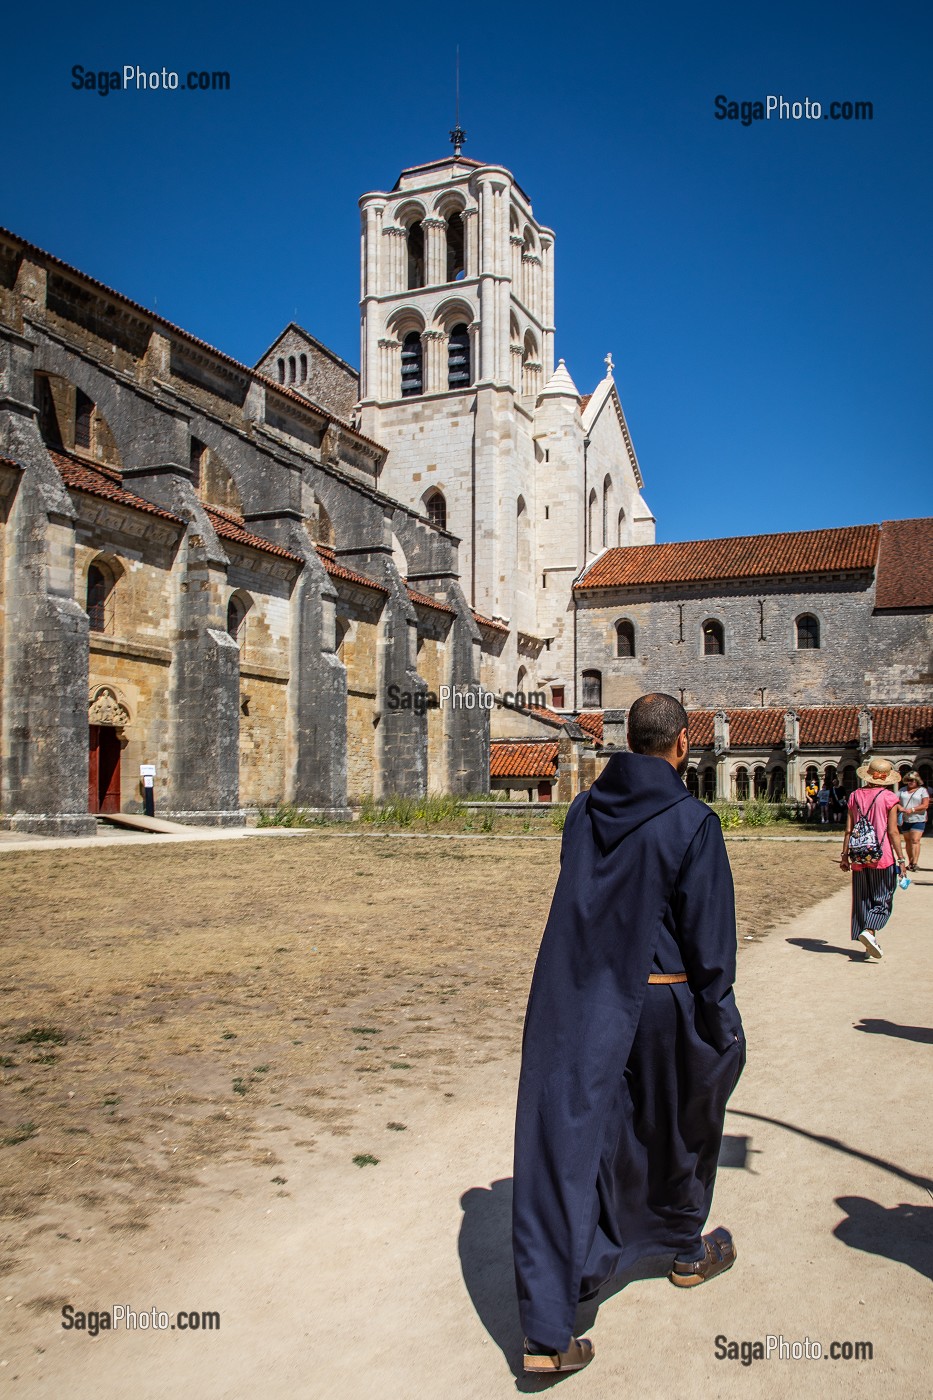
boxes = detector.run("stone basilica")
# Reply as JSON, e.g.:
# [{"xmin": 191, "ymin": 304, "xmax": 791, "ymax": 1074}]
[{"xmin": 1, "ymin": 149, "xmax": 931, "ymax": 832}]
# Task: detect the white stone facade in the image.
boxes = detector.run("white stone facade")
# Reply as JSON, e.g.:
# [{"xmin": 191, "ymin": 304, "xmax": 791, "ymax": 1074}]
[{"xmin": 357, "ymin": 155, "xmax": 654, "ymax": 708}]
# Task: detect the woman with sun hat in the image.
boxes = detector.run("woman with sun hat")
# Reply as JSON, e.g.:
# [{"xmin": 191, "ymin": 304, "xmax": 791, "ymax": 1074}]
[{"xmin": 840, "ymin": 758, "xmax": 908, "ymax": 959}]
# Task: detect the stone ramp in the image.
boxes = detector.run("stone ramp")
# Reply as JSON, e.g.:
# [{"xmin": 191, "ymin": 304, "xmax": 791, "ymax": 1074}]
[{"xmin": 95, "ymin": 811, "xmax": 208, "ymax": 836}]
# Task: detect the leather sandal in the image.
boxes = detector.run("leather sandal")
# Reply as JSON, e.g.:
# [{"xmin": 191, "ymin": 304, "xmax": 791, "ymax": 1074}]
[
  {"xmin": 523, "ymin": 1335, "xmax": 595, "ymax": 1374},
  {"xmin": 669, "ymin": 1227, "xmax": 737, "ymax": 1288}
]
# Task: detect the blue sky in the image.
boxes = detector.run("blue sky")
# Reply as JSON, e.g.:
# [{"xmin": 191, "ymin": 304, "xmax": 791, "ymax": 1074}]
[{"xmin": 4, "ymin": 1, "xmax": 931, "ymax": 542}]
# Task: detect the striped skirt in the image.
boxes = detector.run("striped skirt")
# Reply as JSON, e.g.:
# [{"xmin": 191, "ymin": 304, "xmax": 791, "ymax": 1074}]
[{"xmin": 850, "ymin": 866, "xmax": 898, "ymax": 940}]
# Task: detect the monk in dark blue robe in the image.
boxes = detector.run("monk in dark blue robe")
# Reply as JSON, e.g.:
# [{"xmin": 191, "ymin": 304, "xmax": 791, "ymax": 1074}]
[{"xmin": 513, "ymin": 693, "xmax": 745, "ymax": 1374}]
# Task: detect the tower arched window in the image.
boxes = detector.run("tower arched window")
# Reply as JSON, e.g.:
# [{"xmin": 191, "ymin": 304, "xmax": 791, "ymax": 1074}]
[
  {"xmin": 227, "ymin": 594, "xmax": 249, "ymax": 644},
  {"xmin": 703, "ymin": 619, "xmax": 725, "ymax": 656},
  {"xmin": 796, "ymin": 614, "xmax": 820, "ymax": 649},
  {"xmin": 447, "ymin": 323, "xmax": 471, "ymax": 388},
  {"xmin": 276, "ymin": 358, "xmax": 285, "ymax": 384},
  {"xmin": 407, "ymin": 221, "xmax": 425, "ymax": 289},
  {"xmin": 581, "ymin": 669, "xmax": 602, "ymax": 708},
  {"xmin": 587, "ymin": 488, "xmax": 598, "ymax": 552},
  {"xmin": 616, "ymin": 619, "xmax": 635, "ymax": 658},
  {"xmin": 602, "ymin": 475, "xmax": 611, "ymax": 547},
  {"xmin": 75, "ymin": 389, "xmax": 94, "ymax": 450},
  {"xmin": 287, "ymin": 356, "xmax": 296, "ymax": 385},
  {"xmin": 86, "ymin": 562, "xmax": 115, "ymax": 633},
  {"xmin": 425, "ymin": 489, "xmax": 447, "ymax": 531},
  {"xmin": 446, "ymin": 212, "xmax": 465, "ymax": 281},
  {"xmin": 617, "ymin": 506, "xmax": 626, "ymax": 546},
  {"xmin": 299, "ymin": 352, "xmax": 308, "ymax": 384},
  {"xmin": 401, "ymin": 331, "xmax": 423, "ymax": 397},
  {"xmin": 516, "ymin": 495, "xmax": 531, "ymax": 573}
]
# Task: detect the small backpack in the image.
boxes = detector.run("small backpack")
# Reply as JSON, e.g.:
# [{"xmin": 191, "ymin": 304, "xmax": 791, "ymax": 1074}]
[{"xmin": 848, "ymin": 792, "xmax": 885, "ymax": 865}]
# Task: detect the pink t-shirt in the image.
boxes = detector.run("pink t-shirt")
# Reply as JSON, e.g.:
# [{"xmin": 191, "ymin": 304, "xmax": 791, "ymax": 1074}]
[{"xmin": 848, "ymin": 787, "xmax": 900, "ymax": 869}]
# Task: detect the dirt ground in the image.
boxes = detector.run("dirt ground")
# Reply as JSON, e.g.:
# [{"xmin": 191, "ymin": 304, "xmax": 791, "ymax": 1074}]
[{"xmin": 0, "ymin": 833, "xmax": 846, "ymax": 1280}]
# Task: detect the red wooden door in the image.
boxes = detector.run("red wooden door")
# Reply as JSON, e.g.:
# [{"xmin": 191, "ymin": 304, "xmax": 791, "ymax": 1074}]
[{"xmin": 88, "ymin": 726, "xmax": 121, "ymax": 813}]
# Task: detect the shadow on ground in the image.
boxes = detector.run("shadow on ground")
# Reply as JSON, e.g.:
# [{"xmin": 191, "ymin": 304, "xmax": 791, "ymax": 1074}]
[
  {"xmin": 833, "ymin": 1198, "xmax": 933, "ymax": 1283},
  {"xmin": 853, "ymin": 1018, "xmax": 933, "ymax": 1044},
  {"xmin": 459, "ymin": 1142, "xmax": 749, "ymax": 1390},
  {"xmin": 786, "ymin": 937, "xmax": 864, "ymax": 960}
]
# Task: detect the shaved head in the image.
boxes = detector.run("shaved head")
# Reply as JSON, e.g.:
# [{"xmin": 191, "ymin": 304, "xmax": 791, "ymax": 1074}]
[{"xmin": 628, "ymin": 693, "xmax": 689, "ymax": 757}]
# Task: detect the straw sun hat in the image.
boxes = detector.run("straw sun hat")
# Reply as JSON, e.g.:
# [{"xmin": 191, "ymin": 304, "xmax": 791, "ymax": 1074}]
[{"xmin": 854, "ymin": 758, "xmax": 900, "ymax": 787}]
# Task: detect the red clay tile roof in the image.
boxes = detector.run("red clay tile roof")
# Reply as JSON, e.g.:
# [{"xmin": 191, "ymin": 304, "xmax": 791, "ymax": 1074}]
[
  {"xmin": 203, "ymin": 506, "xmax": 302, "ymax": 562},
  {"xmin": 728, "ymin": 708, "xmax": 785, "ymax": 747},
  {"xmin": 870, "ymin": 706, "xmax": 933, "ymax": 746},
  {"xmin": 798, "ymin": 707, "xmax": 860, "ymax": 745},
  {"xmin": 576, "ymin": 525, "xmax": 880, "ymax": 590},
  {"xmin": 574, "ymin": 711, "xmax": 604, "ymax": 743},
  {"xmin": 406, "ymin": 585, "xmax": 457, "ymax": 615},
  {"xmin": 472, "ymin": 610, "xmax": 509, "ymax": 634},
  {"xmin": 315, "ymin": 544, "xmax": 389, "ymax": 593},
  {"xmin": 525, "ymin": 705, "xmax": 567, "ymax": 728},
  {"xmin": 0, "ymin": 454, "xmax": 26, "ymax": 471},
  {"xmin": 875, "ymin": 518, "xmax": 933, "ymax": 610},
  {"xmin": 683, "ymin": 711, "xmax": 713, "ymax": 746},
  {"xmin": 683, "ymin": 705, "xmax": 932, "ymax": 751},
  {"xmin": 490, "ymin": 740, "xmax": 558, "ymax": 779},
  {"xmin": 0, "ymin": 226, "xmax": 384, "ymax": 454},
  {"xmin": 50, "ymin": 449, "xmax": 183, "ymax": 524},
  {"xmin": 578, "ymin": 393, "xmax": 593, "ymax": 412}
]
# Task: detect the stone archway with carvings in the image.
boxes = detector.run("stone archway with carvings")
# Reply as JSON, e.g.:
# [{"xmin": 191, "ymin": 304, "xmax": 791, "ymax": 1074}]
[{"xmin": 88, "ymin": 685, "xmax": 131, "ymax": 729}]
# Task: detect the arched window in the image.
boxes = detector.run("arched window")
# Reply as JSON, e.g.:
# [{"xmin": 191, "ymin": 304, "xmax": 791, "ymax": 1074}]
[
  {"xmin": 703, "ymin": 619, "xmax": 725, "ymax": 655},
  {"xmin": 702, "ymin": 768, "xmax": 717, "ymax": 801},
  {"xmin": 425, "ymin": 489, "xmax": 447, "ymax": 531},
  {"xmin": 276, "ymin": 358, "xmax": 285, "ymax": 384},
  {"xmin": 34, "ymin": 374, "xmax": 63, "ymax": 448},
  {"xmin": 796, "ymin": 614, "xmax": 820, "ymax": 649},
  {"xmin": 86, "ymin": 562, "xmax": 114, "ymax": 633},
  {"xmin": 521, "ymin": 330, "xmax": 540, "ymax": 396},
  {"xmin": 588, "ymin": 488, "xmax": 598, "ymax": 552},
  {"xmin": 617, "ymin": 506, "xmax": 626, "ymax": 546},
  {"xmin": 516, "ymin": 665, "xmax": 528, "ymax": 697},
  {"xmin": 307, "ymin": 497, "xmax": 335, "ymax": 547},
  {"xmin": 602, "ymin": 475, "xmax": 611, "ymax": 547},
  {"xmin": 616, "ymin": 619, "xmax": 635, "ymax": 658},
  {"xmin": 581, "ymin": 669, "xmax": 602, "ymax": 708},
  {"xmin": 227, "ymin": 594, "xmax": 248, "ymax": 643},
  {"xmin": 401, "ymin": 331, "xmax": 423, "ymax": 397},
  {"xmin": 825, "ymin": 764, "xmax": 838, "ymax": 787},
  {"xmin": 447, "ymin": 323, "xmax": 471, "ymax": 388},
  {"xmin": 287, "ymin": 355, "xmax": 296, "ymax": 385},
  {"xmin": 446, "ymin": 212, "xmax": 465, "ymax": 281},
  {"xmin": 735, "ymin": 767, "xmax": 750, "ymax": 800},
  {"xmin": 842, "ymin": 764, "xmax": 857, "ymax": 793},
  {"xmin": 686, "ymin": 768, "xmax": 700, "ymax": 797},
  {"xmin": 189, "ymin": 437, "xmax": 205, "ymax": 492},
  {"xmin": 75, "ymin": 389, "xmax": 94, "ymax": 450},
  {"xmin": 753, "ymin": 765, "xmax": 768, "ymax": 797},
  {"xmin": 805, "ymin": 765, "xmax": 820, "ymax": 786},
  {"xmin": 299, "ymin": 353, "xmax": 308, "ymax": 383},
  {"xmin": 768, "ymin": 767, "xmax": 786, "ymax": 800},
  {"xmin": 918, "ymin": 763, "xmax": 933, "ymax": 790},
  {"xmin": 407, "ymin": 221, "xmax": 425, "ymax": 289},
  {"xmin": 516, "ymin": 496, "xmax": 531, "ymax": 573}
]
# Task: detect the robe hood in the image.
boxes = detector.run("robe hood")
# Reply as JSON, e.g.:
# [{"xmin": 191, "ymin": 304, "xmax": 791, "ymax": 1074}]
[{"xmin": 586, "ymin": 751, "xmax": 691, "ymax": 852}]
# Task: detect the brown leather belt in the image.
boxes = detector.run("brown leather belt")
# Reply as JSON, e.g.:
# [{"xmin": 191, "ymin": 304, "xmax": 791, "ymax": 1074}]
[{"xmin": 647, "ymin": 972, "xmax": 688, "ymax": 984}]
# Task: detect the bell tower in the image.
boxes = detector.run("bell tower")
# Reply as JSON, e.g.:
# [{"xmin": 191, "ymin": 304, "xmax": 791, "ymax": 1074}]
[{"xmin": 357, "ymin": 153, "xmax": 556, "ymax": 657}]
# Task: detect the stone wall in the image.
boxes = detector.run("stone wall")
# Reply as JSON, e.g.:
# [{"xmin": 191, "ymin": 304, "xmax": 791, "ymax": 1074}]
[{"xmin": 573, "ymin": 573, "xmax": 920, "ymax": 711}]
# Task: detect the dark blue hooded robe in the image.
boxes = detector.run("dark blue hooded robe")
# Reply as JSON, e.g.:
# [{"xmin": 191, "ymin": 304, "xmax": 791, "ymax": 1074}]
[{"xmin": 512, "ymin": 752, "xmax": 746, "ymax": 1351}]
